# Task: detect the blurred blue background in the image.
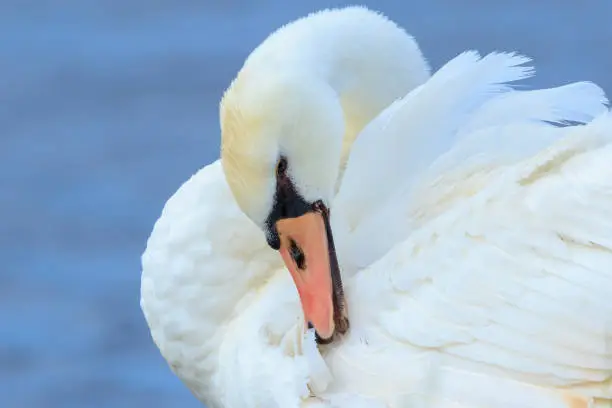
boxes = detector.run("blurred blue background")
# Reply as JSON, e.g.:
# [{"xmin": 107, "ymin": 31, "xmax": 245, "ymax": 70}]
[{"xmin": 1, "ymin": 1, "xmax": 610, "ymax": 407}]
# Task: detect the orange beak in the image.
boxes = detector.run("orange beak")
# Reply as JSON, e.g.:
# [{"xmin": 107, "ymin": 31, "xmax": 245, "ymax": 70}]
[{"xmin": 276, "ymin": 210, "xmax": 346, "ymax": 341}]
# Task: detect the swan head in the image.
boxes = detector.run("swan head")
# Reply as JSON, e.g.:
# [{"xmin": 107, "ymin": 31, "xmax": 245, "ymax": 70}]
[
  {"xmin": 220, "ymin": 6, "xmax": 430, "ymax": 342},
  {"xmin": 221, "ymin": 72, "xmax": 347, "ymax": 342}
]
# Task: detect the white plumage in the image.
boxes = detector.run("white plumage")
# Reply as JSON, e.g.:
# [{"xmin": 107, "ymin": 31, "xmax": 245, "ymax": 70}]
[{"xmin": 141, "ymin": 6, "xmax": 612, "ymax": 408}]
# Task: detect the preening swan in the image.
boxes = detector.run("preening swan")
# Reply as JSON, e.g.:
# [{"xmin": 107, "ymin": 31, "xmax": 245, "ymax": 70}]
[{"xmin": 141, "ymin": 6, "xmax": 612, "ymax": 408}]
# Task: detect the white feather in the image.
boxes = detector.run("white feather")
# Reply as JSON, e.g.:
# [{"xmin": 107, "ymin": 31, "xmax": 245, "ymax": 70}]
[{"xmin": 141, "ymin": 6, "xmax": 612, "ymax": 408}]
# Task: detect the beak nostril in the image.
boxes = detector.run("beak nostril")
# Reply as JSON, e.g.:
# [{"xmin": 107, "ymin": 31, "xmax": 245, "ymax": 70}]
[{"xmin": 289, "ymin": 239, "xmax": 306, "ymax": 270}]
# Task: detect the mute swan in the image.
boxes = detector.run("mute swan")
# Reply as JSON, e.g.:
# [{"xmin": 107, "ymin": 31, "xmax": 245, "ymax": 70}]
[{"xmin": 141, "ymin": 6, "xmax": 612, "ymax": 408}]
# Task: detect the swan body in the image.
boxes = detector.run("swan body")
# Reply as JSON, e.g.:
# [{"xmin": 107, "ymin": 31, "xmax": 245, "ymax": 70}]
[{"xmin": 141, "ymin": 6, "xmax": 612, "ymax": 408}]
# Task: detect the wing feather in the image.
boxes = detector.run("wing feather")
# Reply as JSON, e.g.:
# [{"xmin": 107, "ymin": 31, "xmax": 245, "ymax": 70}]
[{"xmin": 350, "ymin": 113, "xmax": 612, "ymax": 399}]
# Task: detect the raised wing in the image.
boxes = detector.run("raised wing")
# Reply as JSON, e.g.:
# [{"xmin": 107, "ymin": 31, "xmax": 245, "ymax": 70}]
[
  {"xmin": 328, "ymin": 50, "xmax": 612, "ymax": 406},
  {"xmin": 333, "ymin": 51, "xmax": 608, "ymax": 273},
  {"xmin": 334, "ymin": 113, "xmax": 612, "ymax": 407}
]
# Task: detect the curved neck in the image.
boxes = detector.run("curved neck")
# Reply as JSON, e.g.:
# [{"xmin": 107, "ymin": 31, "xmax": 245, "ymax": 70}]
[
  {"xmin": 215, "ymin": 6, "xmax": 434, "ymax": 331},
  {"xmin": 221, "ymin": 8, "xmax": 431, "ymax": 228},
  {"xmin": 242, "ymin": 7, "xmax": 431, "ymax": 188}
]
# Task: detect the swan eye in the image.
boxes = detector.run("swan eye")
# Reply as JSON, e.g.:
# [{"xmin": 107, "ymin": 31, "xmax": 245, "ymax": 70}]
[
  {"xmin": 276, "ymin": 157, "xmax": 288, "ymax": 178},
  {"xmin": 289, "ymin": 238, "xmax": 306, "ymax": 270}
]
